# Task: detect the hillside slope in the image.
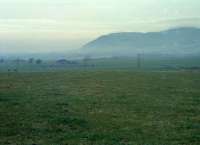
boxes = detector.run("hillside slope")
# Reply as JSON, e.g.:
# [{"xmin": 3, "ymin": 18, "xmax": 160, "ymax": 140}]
[{"xmin": 82, "ymin": 27, "xmax": 200, "ymax": 57}]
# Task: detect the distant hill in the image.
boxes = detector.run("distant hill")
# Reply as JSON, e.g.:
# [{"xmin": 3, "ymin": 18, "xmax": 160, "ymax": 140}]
[{"xmin": 82, "ymin": 27, "xmax": 200, "ymax": 57}]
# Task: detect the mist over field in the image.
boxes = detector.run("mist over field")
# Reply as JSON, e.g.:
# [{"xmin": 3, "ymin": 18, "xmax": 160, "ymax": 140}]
[
  {"xmin": 1, "ymin": 27, "xmax": 200, "ymax": 61},
  {"xmin": 0, "ymin": 0, "xmax": 200, "ymax": 59},
  {"xmin": 0, "ymin": 0, "xmax": 199, "ymax": 71}
]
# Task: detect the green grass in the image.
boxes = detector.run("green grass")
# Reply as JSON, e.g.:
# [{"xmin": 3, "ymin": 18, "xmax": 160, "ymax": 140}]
[{"xmin": 0, "ymin": 71, "xmax": 200, "ymax": 145}]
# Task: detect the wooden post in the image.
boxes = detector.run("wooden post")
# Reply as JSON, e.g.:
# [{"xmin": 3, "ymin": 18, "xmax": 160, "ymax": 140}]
[{"xmin": 137, "ymin": 53, "xmax": 141, "ymax": 69}]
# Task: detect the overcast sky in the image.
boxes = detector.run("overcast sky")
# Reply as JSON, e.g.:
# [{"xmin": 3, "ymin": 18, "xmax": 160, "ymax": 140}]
[{"xmin": 0, "ymin": 0, "xmax": 200, "ymax": 53}]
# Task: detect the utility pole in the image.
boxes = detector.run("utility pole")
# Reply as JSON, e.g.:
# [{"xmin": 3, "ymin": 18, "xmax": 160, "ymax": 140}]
[
  {"xmin": 137, "ymin": 53, "xmax": 142, "ymax": 69},
  {"xmin": 83, "ymin": 55, "xmax": 91, "ymax": 68}
]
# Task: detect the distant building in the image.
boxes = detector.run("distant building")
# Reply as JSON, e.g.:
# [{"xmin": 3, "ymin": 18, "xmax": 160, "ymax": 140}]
[{"xmin": 56, "ymin": 59, "xmax": 77, "ymax": 65}]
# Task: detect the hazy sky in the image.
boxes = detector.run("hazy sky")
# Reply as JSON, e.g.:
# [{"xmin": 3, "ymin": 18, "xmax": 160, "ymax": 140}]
[{"xmin": 0, "ymin": 0, "xmax": 200, "ymax": 53}]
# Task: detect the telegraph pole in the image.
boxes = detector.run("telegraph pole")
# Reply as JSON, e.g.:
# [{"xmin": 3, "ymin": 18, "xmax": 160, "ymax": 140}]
[{"xmin": 137, "ymin": 53, "xmax": 142, "ymax": 69}]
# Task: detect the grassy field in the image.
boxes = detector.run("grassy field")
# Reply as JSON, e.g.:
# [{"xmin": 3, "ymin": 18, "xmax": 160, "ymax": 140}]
[{"xmin": 0, "ymin": 71, "xmax": 200, "ymax": 145}]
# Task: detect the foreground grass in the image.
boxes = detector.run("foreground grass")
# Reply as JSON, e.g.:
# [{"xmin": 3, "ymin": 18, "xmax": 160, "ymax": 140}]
[{"xmin": 0, "ymin": 71, "xmax": 200, "ymax": 145}]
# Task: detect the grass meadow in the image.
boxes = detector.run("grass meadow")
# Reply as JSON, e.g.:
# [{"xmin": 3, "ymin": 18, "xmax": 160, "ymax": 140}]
[{"xmin": 0, "ymin": 71, "xmax": 200, "ymax": 145}]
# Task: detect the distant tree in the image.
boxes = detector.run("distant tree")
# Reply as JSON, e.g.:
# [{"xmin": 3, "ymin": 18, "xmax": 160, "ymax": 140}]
[
  {"xmin": 0, "ymin": 59, "xmax": 4, "ymax": 63},
  {"xmin": 14, "ymin": 69, "xmax": 18, "ymax": 73},
  {"xmin": 36, "ymin": 59, "xmax": 42, "ymax": 64},
  {"xmin": 28, "ymin": 58, "xmax": 34, "ymax": 64}
]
